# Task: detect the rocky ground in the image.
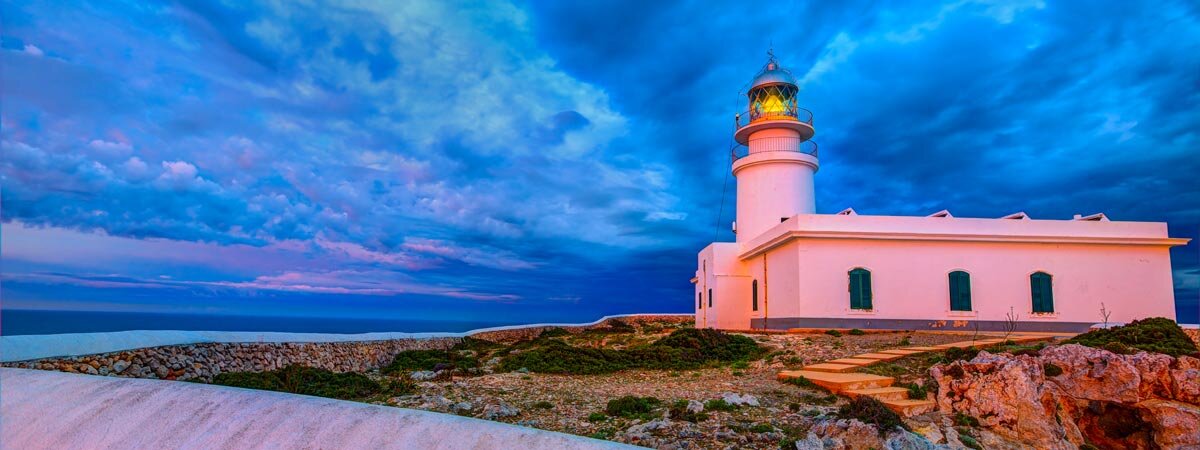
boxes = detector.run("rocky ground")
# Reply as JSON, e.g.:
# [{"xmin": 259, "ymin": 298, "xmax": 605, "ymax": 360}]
[{"xmin": 367, "ymin": 328, "xmax": 978, "ymax": 449}]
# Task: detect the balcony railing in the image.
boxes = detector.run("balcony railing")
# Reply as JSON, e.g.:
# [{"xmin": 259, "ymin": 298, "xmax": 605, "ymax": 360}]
[
  {"xmin": 732, "ymin": 137, "xmax": 818, "ymax": 161},
  {"xmin": 736, "ymin": 105, "xmax": 813, "ymax": 128}
]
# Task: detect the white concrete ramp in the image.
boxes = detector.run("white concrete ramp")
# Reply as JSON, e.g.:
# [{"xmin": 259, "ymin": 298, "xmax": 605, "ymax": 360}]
[{"xmin": 0, "ymin": 368, "xmax": 640, "ymax": 449}]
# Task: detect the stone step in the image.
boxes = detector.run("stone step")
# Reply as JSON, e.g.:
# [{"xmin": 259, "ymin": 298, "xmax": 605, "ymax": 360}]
[
  {"xmin": 851, "ymin": 352, "xmax": 905, "ymax": 362},
  {"xmin": 800, "ymin": 363, "xmax": 860, "ymax": 373},
  {"xmin": 842, "ymin": 387, "xmax": 910, "ymax": 401},
  {"xmin": 826, "ymin": 358, "xmax": 880, "ymax": 366},
  {"xmin": 881, "ymin": 399, "xmax": 937, "ymax": 417},
  {"xmin": 878, "ymin": 349, "xmax": 924, "ymax": 356},
  {"xmin": 778, "ymin": 370, "xmax": 894, "ymax": 394},
  {"xmin": 933, "ymin": 341, "xmax": 982, "ymax": 349},
  {"xmin": 902, "ymin": 346, "xmax": 942, "ymax": 351}
]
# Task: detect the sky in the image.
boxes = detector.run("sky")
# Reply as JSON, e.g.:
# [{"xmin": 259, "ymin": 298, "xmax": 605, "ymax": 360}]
[{"xmin": 2, "ymin": 0, "xmax": 1197, "ymax": 325}]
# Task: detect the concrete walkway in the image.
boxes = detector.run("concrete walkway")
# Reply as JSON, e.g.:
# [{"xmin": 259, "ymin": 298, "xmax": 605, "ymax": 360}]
[
  {"xmin": 778, "ymin": 333, "xmax": 1063, "ymax": 416},
  {"xmin": 1, "ymin": 368, "xmax": 641, "ymax": 449}
]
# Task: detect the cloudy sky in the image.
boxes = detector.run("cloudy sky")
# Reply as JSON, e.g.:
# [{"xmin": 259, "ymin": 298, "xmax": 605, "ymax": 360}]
[{"xmin": 2, "ymin": 0, "xmax": 1197, "ymax": 324}]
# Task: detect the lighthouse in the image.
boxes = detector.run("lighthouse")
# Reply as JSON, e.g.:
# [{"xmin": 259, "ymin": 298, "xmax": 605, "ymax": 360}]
[{"xmin": 732, "ymin": 53, "xmax": 818, "ymax": 242}]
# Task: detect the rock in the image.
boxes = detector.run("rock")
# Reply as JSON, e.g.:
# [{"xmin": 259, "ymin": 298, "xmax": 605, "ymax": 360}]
[
  {"xmin": 810, "ymin": 419, "xmax": 884, "ymax": 450},
  {"xmin": 83, "ymin": 365, "xmax": 98, "ymax": 375},
  {"xmin": 452, "ymin": 401, "xmax": 473, "ymax": 413},
  {"xmin": 686, "ymin": 400, "xmax": 704, "ymax": 414},
  {"xmin": 418, "ymin": 395, "xmax": 452, "ymax": 410},
  {"xmin": 482, "ymin": 401, "xmax": 520, "ymax": 420},
  {"xmin": 112, "ymin": 360, "xmax": 130, "ymax": 373},
  {"xmin": 792, "ymin": 432, "xmax": 826, "ymax": 450},
  {"xmin": 516, "ymin": 367, "xmax": 530, "ymax": 374},
  {"xmin": 932, "ymin": 344, "xmax": 1200, "ymax": 450},
  {"xmin": 410, "ymin": 370, "xmax": 437, "ymax": 381},
  {"xmin": 883, "ymin": 430, "xmax": 939, "ymax": 450},
  {"xmin": 626, "ymin": 418, "xmax": 670, "ymax": 435},
  {"xmin": 720, "ymin": 393, "xmax": 759, "ymax": 407}
]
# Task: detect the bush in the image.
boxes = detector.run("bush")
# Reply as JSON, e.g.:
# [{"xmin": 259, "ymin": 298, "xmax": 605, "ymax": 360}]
[
  {"xmin": 668, "ymin": 400, "xmax": 709, "ymax": 422},
  {"xmin": 212, "ymin": 365, "xmax": 410, "ymax": 400},
  {"xmin": 605, "ymin": 395, "xmax": 660, "ymax": 418},
  {"xmin": 959, "ymin": 434, "xmax": 983, "ymax": 450},
  {"xmin": 848, "ymin": 328, "xmax": 866, "ymax": 336},
  {"xmin": 898, "ymin": 335, "xmax": 912, "ymax": 346},
  {"xmin": 782, "ymin": 375, "xmax": 826, "ymax": 391},
  {"xmin": 605, "ymin": 319, "xmax": 636, "ymax": 333},
  {"xmin": 498, "ymin": 328, "xmax": 763, "ymax": 375},
  {"xmin": 953, "ymin": 412, "xmax": 980, "ymax": 427},
  {"xmin": 1064, "ymin": 317, "xmax": 1198, "ymax": 357},
  {"xmin": 539, "ymin": 327, "xmax": 570, "ymax": 338},
  {"xmin": 943, "ymin": 346, "xmax": 981, "ymax": 362},
  {"xmin": 898, "ymin": 382, "xmax": 927, "ymax": 400},
  {"xmin": 381, "ymin": 349, "xmax": 453, "ymax": 374},
  {"xmin": 703, "ymin": 398, "xmax": 738, "ymax": 411},
  {"xmin": 800, "ymin": 393, "xmax": 838, "ymax": 405},
  {"xmin": 1043, "ymin": 363, "xmax": 1064, "ymax": 377},
  {"xmin": 825, "ymin": 330, "xmax": 843, "ymax": 337},
  {"xmin": 586, "ymin": 412, "xmax": 607, "ymax": 422},
  {"xmin": 532, "ymin": 401, "xmax": 555, "ymax": 409},
  {"xmin": 749, "ymin": 423, "xmax": 774, "ymax": 433},
  {"xmin": 838, "ymin": 397, "xmax": 905, "ymax": 435}
]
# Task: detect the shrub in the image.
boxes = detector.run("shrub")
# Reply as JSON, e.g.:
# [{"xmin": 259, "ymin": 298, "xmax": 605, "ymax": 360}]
[
  {"xmin": 898, "ymin": 382, "xmax": 927, "ymax": 400},
  {"xmin": 668, "ymin": 400, "xmax": 709, "ymax": 422},
  {"xmin": 539, "ymin": 327, "xmax": 570, "ymax": 338},
  {"xmin": 898, "ymin": 335, "xmax": 912, "ymax": 346},
  {"xmin": 953, "ymin": 412, "xmax": 980, "ymax": 427},
  {"xmin": 1063, "ymin": 317, "xmax": 1198, "ymax": 357},
  {"xmin": 382, "ymin": 349, "xmax": 478, "ymax": 374},
  {"xmin": 586, "ymin": 412, "xmax": 607, "ymax": 422},
  {"xmin": 825, "ymin": 330, "xmax": 843, "ymax": 337},
  {"xmin": 212, "ymin": 365, "xmax": 408, "ymax": 400},
  {"xmin": 532, "ymin": 401, "xmax": 555, "ymax": 409},
  {"xmin": 605, "ymin": 319, "xmax": 636, "ymax": 333},
  {"xmin": 498, "ymin": 328, "xmax": 763, "ymax": 374},
  {"xmin": 731, "ymin": 360, "xmax": 749, "ymax": 370},
  {"xmin": 605, "ymin": 396, "xmax": 660, "ymax": 418},
  {"xmin": 944, "ymin": 346, "xmax": 981, "ymax": 362},
  {"xmin": 1043, "ymin": 363, "xmax": 1063, "ymax": 377},
  {"xmin": 703, "ymin": 398, "xmax": 738, "ymax": 411},
  {"xmin": 943, "ymin": 364, "xmax": 965, "ymax": 379},
  {"xmin": 749, "ymin": 423, "xmax": 774, "ymax": 433},
  {"xmin": 959, "ymin": 434, "xmax": 983, "ymax": 450},
  {"xmin": 782, "ymin": 375, "xmax": 827, "ymax": 392},
  {"xmin": 838, "ymin": 397, "xmax": 905, "ymax": 435},
  {"xmin": 800, "ymin": 393, "xmax": 838, "ymax": 405},
  {"xmin": 848, "ymin": 328, "xmax": 866, "ymax": 336}
]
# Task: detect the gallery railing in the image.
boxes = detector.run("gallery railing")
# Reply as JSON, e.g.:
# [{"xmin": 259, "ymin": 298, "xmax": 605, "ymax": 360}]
[
  {"xmin": 732, "ymin": 137, "xmax": 818, "ymax": 161},
  {"xmin": 735, "ymin": 106, "xmax": 814, "ymax": 129}
]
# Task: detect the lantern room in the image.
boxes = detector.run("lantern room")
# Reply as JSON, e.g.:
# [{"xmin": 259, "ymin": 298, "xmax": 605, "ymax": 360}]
[{"xmin": 747, "ymin": 56, "xmax": 799, "ymax": 121}]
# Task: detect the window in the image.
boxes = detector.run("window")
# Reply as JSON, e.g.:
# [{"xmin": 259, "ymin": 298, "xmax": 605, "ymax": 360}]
[
  {"xmin": 1030, "ymin": 272, "xmax": 1054, "ymax": 313},
  {"xmin": 948, "ymin": 271, "xmax": 972, "ymax": 311},
  {"xmin": 752, "ymin": 280, "xmax": 759, "ymax": 311},
  {"xmin": 697, "ymin": 292, "xmax": 702, "ymax": 309},
  {"xmin": 708, "ymin": 289, "xmax": 713, "ymax": 308},
  {"xmin": 848, "ymin": 268, "xmax": 873, "ymax": 310}
]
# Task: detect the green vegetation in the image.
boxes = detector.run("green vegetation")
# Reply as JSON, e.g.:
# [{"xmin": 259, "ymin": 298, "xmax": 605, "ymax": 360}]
[
  {"xmin": 825, "ymin": 329, "xmax": 843, "ymax": 337},
  {"xmin": 799, "ymin": 393, "xmax": 838, "ymax": 405},
  {"xmin": 749, "ymin": 423, "xmax": 775, "ymax": 433},
  {"xmin": 781, "ymin": 375, "xmax": 827, "ymax": 392},
  {"xmin": 898, "ymin": 335, "xmax": 912, "ymax": 346},
  {"xmin": 497, "ymin": 328, "xmax": 764, "ymax": 374},
  {"xmin": 1063, "ymin": 317, "xmax": 1198, "ymax": 357},
  {"xmin": 532, "ymin": 401, "xmax": 554, "ymax": 409},
  {"xmin": 539, "ymin": 327, "xmax": 570, "ymax": 338},
  {"xmin": 953, "ymin": 412, "xmax": 980, "ymax": 427},
  {"xmin": 848, "ymin": 328, "xmax": 866, "ymax": 336},
  {"xmin": 703, "ymin": 398, "xmax": 738, "ymax": 411},
  {"xmin": 604, "ymin": 395, "xmax": 661, "ymax": 419},
  {"xmin": 897, "ymin": 381, "xmax": 927, "ymax": 400},
  {"xmin": 959, "ymin": 434, "xmax": 983, "ymax": 450},
  {"xmin": 838, "ymin": 397, "xmax": 906, "ymax": 435},
  {"xmin": 603, "ymin": 319, "xmax": 636, "ymax": 333},
  {"xmin": 731, "ymin": 360, "xmax": 749, "ymax": 370},
  {"xmin": 381, "ymin": 349, "xmax": 477, "ymax": 375},
  {"xmin": 586, "ymin": 412, "xmax": 608, "ymax": 422},
  {"xmin": 668, "ymin": 400, "xmax": 709, "ymax": 422},
  {"xmin": 1043, "ymin": 362, "xmax": 1063, "ymax": 377},
  {"xmin": 212, "ymin": 365, "xmax": 412, "ymax": 401},
  {"xmin": 860, "ymin": 363, "xmax": 909, "ymax": 377}
]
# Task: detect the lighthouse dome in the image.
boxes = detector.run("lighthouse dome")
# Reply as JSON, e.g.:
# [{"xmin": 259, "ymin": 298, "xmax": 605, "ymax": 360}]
[{"xmin": 749, "ymin": 58, "xmax": 797, "ymax": 89}]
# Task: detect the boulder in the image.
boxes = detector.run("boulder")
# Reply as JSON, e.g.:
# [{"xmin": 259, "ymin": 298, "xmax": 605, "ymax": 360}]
[
  {"xmin": 721, "ymin": 393, "xmax": 759, "ymax": 407},
  {"xmin": 482, "ymin": 401, "xmax": 520, "ymax": 420}
]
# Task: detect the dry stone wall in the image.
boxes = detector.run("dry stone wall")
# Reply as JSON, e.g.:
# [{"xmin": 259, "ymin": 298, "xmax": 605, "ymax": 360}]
[{"xmin": 2, "ymin": 315, "xmax": 694, "ymax": 382}]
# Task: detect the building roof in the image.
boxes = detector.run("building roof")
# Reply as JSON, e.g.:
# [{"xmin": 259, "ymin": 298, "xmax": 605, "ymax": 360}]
[{"xmin": 749, "ymin": 53, "xmax": 797, "ymax": 90}]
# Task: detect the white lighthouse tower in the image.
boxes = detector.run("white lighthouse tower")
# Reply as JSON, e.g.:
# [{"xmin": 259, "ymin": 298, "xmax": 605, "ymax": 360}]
[{"xmin": 732, "ymin": 53, "xmax": 817, "ymax": 242}]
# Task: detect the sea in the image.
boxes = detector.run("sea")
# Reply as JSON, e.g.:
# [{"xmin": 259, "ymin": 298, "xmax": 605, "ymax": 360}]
[{"xmin": 0, "ymin": 309, "xmax": 523, "ymax": 336}]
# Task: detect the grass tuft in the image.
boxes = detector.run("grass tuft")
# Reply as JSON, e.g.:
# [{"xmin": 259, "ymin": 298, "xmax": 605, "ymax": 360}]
[
  {"xmin": 1064, "ymin": 317, "xmax": 1198, "ymax": 357},
  {"xmin": 838, "ymin": 397, "xmax": 906, "ymax": 435}
]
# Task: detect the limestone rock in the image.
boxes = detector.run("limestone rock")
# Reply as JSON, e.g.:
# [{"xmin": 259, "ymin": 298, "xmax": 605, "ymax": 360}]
[
  {"xmin": 482, "ymin": 401, "xmax": 520, "ymax": 420},
  {"xmin": 721, "ymin": 393, "xmax": 759, "ymax": 407}
]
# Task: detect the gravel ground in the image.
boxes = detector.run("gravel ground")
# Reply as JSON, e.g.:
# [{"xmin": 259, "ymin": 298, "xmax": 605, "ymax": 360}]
[{"xmin": 377, "ymin": 330, "xmax": 971, "ymax": 449}]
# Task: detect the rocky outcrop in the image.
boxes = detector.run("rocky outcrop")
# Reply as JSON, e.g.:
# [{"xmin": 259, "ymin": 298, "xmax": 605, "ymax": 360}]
[
  {"xmin": 468, "ymin": 315, "xmax": 693, "ymax": 343},
  {"xmin": 931, "ymin": 344, "xmax": 1200, "ymax": 449}
]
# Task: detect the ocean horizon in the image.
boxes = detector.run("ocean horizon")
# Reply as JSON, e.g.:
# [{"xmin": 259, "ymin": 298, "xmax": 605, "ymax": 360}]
[{"xmin": 0, "ymin": 309, "xmax": 529, "ymax": 336}]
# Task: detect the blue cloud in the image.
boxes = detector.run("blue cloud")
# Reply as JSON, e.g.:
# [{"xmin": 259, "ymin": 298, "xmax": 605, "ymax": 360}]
[{"xmin": 1, "ymin": 0, "xmax": 1196, "ymax": 324}]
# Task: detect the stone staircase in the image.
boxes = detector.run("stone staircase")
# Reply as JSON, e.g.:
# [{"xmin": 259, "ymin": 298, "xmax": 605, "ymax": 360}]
[{"xmin": 779, "ymin": 333, "xmax": 1059, "ymax": 417}]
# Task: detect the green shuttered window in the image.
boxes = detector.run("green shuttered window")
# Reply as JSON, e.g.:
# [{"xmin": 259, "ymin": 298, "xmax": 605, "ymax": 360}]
[
  {"xmin": 708, "ymin": 288, "xmax": 713, "ymax": 308},
  {"xmin": 848, "ymin": 268, "xmax": 873, "ymax": 310},
  {"xmin": 948, "ymin": 271, "xmax": 972, "ymax": 311},
  {"xmin": 751, "ymin": 280, "xmax": 759, "ymax": 311},
  {"xmin": 1030, "ymin": 272, "xmax": 1054, "ymax": 313}
]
